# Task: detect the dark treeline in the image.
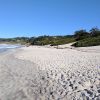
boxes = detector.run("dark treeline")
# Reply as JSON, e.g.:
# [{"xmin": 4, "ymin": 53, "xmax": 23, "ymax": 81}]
[
  {"xmin": 0, "ymin": 27, "xmax": 100, "ymax": 47},
  {"xmin": 73, "ymin": 27, "xmax": 100, "ymax": 47}
]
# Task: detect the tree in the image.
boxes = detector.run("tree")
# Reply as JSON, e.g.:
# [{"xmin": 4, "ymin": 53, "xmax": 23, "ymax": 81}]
[
  {"xmin": 74, "ymin": 30, "xmax": 89, "ymax": 41},
  {"xmin": 90, "ymin": 27, "xmax": 100, "ymax": 37}
]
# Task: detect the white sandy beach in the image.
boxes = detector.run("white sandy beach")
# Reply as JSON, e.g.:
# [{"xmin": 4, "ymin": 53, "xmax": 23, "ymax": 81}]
[{"xmin": 0, "ymin": 45, "xmax": 100, "ymax": 100}]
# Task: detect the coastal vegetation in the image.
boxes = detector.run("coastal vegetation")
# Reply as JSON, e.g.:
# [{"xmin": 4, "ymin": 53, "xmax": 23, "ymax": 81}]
[
  {"xmin": 0, "ymin": 27, "xmax": 100, "ymax": 47},
  {"xmin": 0, "ymin": 37, "xmax": 30, "ymax": 45},
  {"xmin": 73, "ymin": 27, "xmax": 100, "ymax": 47},
  {"xmin": 29, "ymin": 35, "xmax": 75, "ymax": 46}
]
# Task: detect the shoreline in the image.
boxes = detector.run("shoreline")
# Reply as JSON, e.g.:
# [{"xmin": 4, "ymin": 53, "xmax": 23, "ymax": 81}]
[{"xmin": 0, "ymin": 44, "xmax": 24, "ymax": 54}]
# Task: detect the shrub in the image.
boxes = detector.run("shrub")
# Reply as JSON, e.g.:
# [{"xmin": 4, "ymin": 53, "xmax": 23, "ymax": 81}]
[{"xmin": 72, "ymin": 36, "xmax": 100, "ymax": 47}]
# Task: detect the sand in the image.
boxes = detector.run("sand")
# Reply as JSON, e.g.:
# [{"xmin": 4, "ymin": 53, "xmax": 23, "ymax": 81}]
[{"xmin": 0, "ymin": 45, "xmax": 100, "ymax": 100}]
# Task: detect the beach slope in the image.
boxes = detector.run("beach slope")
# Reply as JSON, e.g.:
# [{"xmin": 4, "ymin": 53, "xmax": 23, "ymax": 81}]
[{"xmin": 0, "ymin": 46, "xmax": 100, "ymax": 100}]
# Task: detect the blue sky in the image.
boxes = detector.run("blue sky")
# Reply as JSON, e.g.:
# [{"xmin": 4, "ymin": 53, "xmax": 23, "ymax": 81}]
[{"xmin": 0, "ymin": 0, "xmax": 100, "ymax": 38}]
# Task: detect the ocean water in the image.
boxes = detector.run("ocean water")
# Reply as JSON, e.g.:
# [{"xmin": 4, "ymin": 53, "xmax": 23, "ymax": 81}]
[{"xmin": 0, "ymin": 44, "xmax": 22, "ymax": 53}]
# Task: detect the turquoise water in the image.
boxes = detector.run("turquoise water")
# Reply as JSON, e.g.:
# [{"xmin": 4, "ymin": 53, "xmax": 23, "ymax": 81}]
[{"xmin": 0, "ymin": 44, "xmax": 22, "ymax": 53}]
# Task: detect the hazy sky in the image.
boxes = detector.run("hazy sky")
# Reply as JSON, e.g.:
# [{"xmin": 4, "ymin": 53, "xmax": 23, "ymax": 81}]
[{"xmin": 0, "ymin": 0, "xmax": 100, "ymax": 38}]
